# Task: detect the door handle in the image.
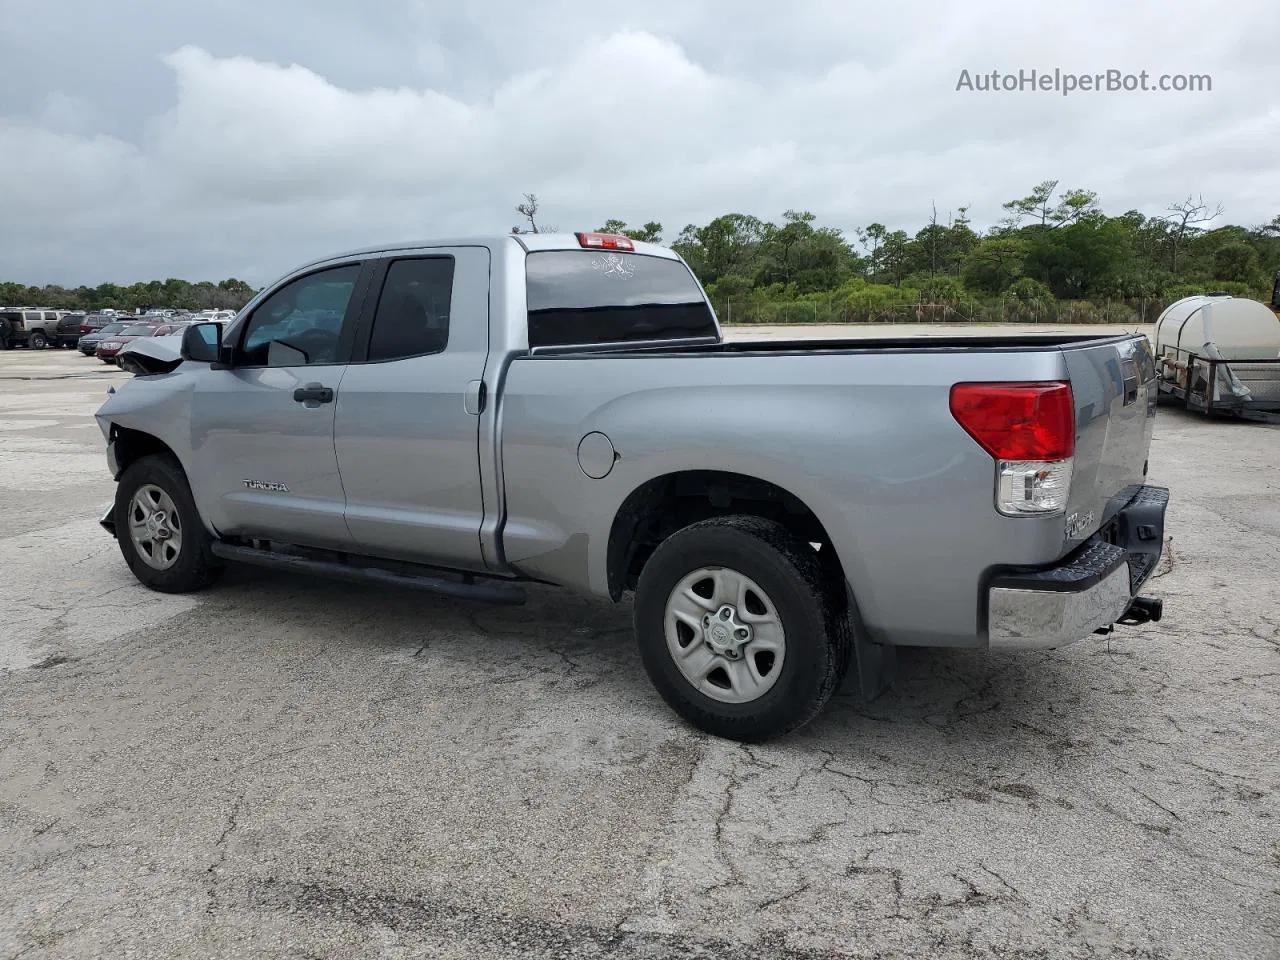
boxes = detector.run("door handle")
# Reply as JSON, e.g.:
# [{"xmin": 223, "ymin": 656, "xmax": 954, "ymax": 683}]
[
  {"xmin": 463, "ymin": 380, "xmax": 486, "ymax": 416},
  {"xmin": 1120, "ymin": 358, "xmax": 1139, "ymax": 406},
  {"xmin": 293, "ymin": 383, "xmax": 334, "ymax": 405}
]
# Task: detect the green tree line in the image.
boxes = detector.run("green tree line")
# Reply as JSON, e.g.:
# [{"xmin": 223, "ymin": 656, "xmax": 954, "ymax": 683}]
[
  {"xmin": 0, "ymin": 277, "xmax": 258, "ymax": 313},
  {"xmin": 599, "ymin": 183, "xmax": 1280, "ymax": 324},
  {"xmin": 8, "ymin": 183, "xmax": 1280, "ymax": 324}
]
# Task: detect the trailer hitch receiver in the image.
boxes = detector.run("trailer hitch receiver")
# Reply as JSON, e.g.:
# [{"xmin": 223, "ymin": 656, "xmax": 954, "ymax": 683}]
[{"xmin": 1117, "ymin": 596, "xmax": 1163, "ymax": 626}]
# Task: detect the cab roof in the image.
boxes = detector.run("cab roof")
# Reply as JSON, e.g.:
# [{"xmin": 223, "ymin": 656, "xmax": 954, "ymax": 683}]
[{"xmin": 296, "ymin": 233, "xmax": 680, "ymax": 274}]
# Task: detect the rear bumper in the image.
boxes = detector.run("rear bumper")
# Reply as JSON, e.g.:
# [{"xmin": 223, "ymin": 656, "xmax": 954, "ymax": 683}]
[{"xmin": 987, "ymin": 485, "xmax": 1169, "ymax": 651}]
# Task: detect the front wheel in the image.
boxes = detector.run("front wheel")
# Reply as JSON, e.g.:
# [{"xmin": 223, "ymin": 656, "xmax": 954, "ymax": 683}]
[
  {"xmin": 114, "ymin": 454, "xmax": 223, "ymax": 593},
  {"xmin": 633, "ymin": 515, "xmax": 852, "ymax": 742},
  {"xmin": 28, "ymin": 331, "xmax": 47, "ymax": 349}
]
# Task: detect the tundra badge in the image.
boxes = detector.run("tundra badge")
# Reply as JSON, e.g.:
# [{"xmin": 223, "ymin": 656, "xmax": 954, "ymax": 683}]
[
  {"xmin": 1065, "ymin": 509, "xmax": 1095, "ymax": 539},
  {"xmin": 243, "ymin": 479, "xmax": 289, "ymax": 493}
]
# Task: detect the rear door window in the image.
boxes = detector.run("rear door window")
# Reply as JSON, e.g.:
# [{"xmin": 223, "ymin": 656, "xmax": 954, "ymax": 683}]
[
  {"xmin": 525, "ymin": 251, "xmax": 717, "ymax": 348},
  {"xmin": 364, "ymin": 257, "xmax": 455, "ymax": 362}
]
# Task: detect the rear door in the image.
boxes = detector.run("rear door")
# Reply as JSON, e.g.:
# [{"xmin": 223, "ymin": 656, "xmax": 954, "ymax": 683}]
[
  {"xmin": 189, "ymin": 261, "xmax": 372, "ymax": 549},
  {"xmin": 333, "ymin": 247, "xmax": 491, "ymax": 571},
  {"xmin": 1059, "ymin": 335, "xmax": 1158, "ymax": 546}
]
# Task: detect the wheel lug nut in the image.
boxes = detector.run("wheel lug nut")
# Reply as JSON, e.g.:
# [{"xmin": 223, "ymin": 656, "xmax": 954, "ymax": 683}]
[
  {"xmin": 736, "ymin": 628, "xmax": 748, "ymax": 639},
  {"xmin": 719, "ymin": 609, "xmax": 731, "ymax": 620}
]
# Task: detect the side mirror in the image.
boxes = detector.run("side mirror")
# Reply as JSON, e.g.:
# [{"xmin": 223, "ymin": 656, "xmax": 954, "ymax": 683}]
[{"xmin": 181, "ymin": 322, "xmax": 221, "ymax": 363}]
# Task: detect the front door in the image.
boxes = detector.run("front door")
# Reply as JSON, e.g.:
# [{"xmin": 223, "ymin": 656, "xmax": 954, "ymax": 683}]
[
  {"xmin": 334, "ymin": 248, "xmax": 490, "ymax": 570},
  {"xmin": 189, "ymin": 261, "xmax": 370, "ymax": 549}
]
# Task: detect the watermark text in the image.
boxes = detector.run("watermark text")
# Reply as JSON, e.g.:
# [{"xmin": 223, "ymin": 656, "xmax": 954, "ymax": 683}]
[{"xmin": 956, "ymin": 69, "xmax": 1211, "ymax": 96}]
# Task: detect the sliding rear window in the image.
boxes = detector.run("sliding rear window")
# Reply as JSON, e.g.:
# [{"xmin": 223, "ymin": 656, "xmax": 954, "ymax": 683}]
[{"xmin": 525, "ymin": 251, "xmax": 717, "ymax": 348}]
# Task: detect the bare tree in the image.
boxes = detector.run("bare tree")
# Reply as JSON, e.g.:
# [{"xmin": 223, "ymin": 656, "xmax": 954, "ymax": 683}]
[
  {"xmin": 928, "ymin": 201, "xmax": 939, "ymax": 278},
  {"xmin": 514, "ymin": 193, "xmax": 540, "ymax": 234},
  {"xmin": 1162, "ymin": 195, "xmax": 1224, "ymax": 273}
]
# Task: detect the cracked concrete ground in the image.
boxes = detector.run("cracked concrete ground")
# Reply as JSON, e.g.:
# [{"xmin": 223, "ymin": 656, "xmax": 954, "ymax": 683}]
[{"xmin": 0, "ymin": 342, "xmax": 1277, "ymax": 960}]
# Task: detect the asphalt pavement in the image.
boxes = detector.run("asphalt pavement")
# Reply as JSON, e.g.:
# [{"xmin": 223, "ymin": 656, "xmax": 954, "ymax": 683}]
[{"xmin": 1, "ymin": 343, "xmax": 1276, "ymax": 959}]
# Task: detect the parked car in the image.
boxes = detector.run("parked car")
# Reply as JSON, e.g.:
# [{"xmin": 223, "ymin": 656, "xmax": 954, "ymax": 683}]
[
  {"xmin": 94, "ymin": 232, "xmax": 1168, "ymax": 742},
  {"xmin": 0, "ymin": 308, "xmax": 66, "ymax": 349},
  {"xmin": 149, "ymin": 320, "xmax": 194, "ymax": 337},
  {"xmin": 117, "ymin": 321, "xmax": 225, "ymax": 375},
  {"xmin": 79, "ymin": 314, "xmax": 115, "ymax": 335},
  {"xmin": 95, "ymin": 322, "xmax": 160, "ymax": 363},
  {"xmin": 55, "ymin": 313, "xmax": 86, "ymax": 348},
  {"xmin": 79, "ymin": 321, "xmax": 130, "ymax": 356}
]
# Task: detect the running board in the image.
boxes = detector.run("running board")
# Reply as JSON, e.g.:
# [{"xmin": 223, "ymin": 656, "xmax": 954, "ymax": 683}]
[{"xmin": 209, "ymin": 542, "xmax": 526, "ymax": 605}]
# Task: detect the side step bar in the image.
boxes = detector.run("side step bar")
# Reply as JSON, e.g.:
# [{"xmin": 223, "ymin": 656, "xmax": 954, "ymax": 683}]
[{"xmin": 209, "ymin": 542, "xmax": 527, "ymax": 605}]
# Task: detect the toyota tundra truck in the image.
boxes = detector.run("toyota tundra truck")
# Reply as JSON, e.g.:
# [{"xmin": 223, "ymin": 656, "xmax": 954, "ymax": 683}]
[{"xmin": 94, "ymin": 232, "xmax": 1168, "ymax": 741}]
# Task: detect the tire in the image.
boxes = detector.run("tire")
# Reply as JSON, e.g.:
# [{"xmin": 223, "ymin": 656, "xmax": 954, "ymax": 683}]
[
  {"xmin": 114, "ymin": 454, "xmax": 223, "ymax": 593},
  {"xmin": 28, "ymin": 331, "xmax": 47, "ymax": 349},
  {"xmin": 101, "ymin": 357, "xmax": 115, "ymax": 364},
  {"xmin": 633, "ymin": 515, "xmax": 853, "ymax": 742}
]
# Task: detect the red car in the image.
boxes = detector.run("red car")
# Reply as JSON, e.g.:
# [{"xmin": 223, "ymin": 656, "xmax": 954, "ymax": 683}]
[{"xmin": 95, "ymin": 322, "xmax": 160, "ymax": 364}]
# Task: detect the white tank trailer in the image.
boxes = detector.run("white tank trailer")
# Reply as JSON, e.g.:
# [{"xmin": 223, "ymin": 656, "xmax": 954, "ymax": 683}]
[{"xmin": 1153, "ymin": 292, "xmax": 1280, "ymax": 421}]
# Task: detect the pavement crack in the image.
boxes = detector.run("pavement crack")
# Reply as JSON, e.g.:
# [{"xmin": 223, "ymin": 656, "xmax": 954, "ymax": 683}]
[
  {"xmin": 977, "ymin": 861, "xmax": 1025, "ymax": 900},
  {"xmin": 546, "ymin": 644, "xmax": 581, "ymax": 675},
  {"xmin": 205, "ymin": 792, "xmax": 247, "ymax": 916},
  {"xmin": 755, "ymin": 882, "xmax": 811, "ymax": 912},
  {"xmin": 1129, "ymin": 786, "xmax": 1181, "ymax": 821},
  {"xmin": 32, "ymin": 817, "xmax": 61, "ymax": 836}
]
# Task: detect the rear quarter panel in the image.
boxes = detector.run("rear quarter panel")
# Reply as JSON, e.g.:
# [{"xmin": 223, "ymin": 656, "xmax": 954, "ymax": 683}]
[{"xmin": 498, "ymin": 348, "xmax": 1074, "ymax": 648}]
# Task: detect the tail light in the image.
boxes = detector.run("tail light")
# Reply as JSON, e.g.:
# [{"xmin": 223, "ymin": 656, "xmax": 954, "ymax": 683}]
[
  {"xmin": 576, "ymin": 231, "xmax": 634, "ymax": 251},
  {"xmin": 79, "ymin": 324, "xmax": 91, "ymax": 334},
  {"xmin": 950, "ymin": 381, "xmax": 1075, "ymax": 516}
]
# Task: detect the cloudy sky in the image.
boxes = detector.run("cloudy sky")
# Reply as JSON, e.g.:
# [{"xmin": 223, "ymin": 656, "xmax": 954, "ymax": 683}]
[{"xmin": 2, "ymin": 0, "xmax": 1277, "ymax": 286}]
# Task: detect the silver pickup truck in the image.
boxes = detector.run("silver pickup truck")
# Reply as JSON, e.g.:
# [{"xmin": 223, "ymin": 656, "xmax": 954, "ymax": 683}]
[{"xmin": 95, "ymin": 232, "xmax": 1168, "ymax": 741}]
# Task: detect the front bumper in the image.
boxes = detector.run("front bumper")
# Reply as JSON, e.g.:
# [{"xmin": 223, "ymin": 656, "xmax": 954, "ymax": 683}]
[{"xmin": 987, "ymin": 485, "xmax": 1169, "ymax": 651}]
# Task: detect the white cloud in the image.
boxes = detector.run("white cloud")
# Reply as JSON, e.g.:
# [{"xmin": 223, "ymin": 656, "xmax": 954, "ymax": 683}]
[{"xmin": 1, "ymin": 0, "xmax": 1277, "ymax": 285}]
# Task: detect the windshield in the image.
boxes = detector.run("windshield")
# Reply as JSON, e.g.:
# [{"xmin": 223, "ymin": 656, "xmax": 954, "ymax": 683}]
[
  {"xmin": 98, "ymin": 322, "xmax": 128, "ymax": 335},
  {"xmin": 525, "ymin": 250, "xmax": 717, "ymax": 348},
  {"xmin": 120, "ymin": 324, "xmax": 157, "ymax": 336}
]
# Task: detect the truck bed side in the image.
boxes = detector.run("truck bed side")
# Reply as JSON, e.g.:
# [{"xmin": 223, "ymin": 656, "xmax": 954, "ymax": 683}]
[{"xmin": 496, "ymin": 347, "xmax": 1090, "ymax": 649}]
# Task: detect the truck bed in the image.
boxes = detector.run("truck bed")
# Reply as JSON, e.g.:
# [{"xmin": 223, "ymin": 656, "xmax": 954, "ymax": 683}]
[{"xmin": 498, "ymin": 329, "xmax": 1156, "ymax": 648}]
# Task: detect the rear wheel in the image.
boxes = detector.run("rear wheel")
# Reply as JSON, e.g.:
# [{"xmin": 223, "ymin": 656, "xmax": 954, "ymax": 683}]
[
  {"xmin": 114, "ymin": 454, "xmax": 223, "ymax": 593},
  {"xmin": 633, "ymin": 515, "xmax": 852, "ymax": 742}
]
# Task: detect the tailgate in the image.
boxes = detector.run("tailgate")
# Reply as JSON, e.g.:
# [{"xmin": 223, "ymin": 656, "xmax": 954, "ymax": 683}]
[{"xmin": 1060, "ymin": 335, "xmax": 1158, "ymax": 547}]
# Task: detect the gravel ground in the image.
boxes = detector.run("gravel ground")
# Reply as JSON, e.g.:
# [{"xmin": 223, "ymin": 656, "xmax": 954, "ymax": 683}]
[{"xmin": 0, "ymin": 339, "xmax": 1276, "ymax": 960}]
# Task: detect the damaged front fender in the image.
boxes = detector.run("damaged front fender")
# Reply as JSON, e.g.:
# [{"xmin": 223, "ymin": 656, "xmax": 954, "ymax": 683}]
[{"xmin": 117, "ymin": 334, "xmax": 185, "ymax": 376}]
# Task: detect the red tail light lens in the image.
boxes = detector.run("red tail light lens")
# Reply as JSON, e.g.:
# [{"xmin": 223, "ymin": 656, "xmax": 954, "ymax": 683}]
[
  {"xmin": 949, "ymin": 381, "xmax": 1075, "ymax": 461},
  {"xmin": 576, "ymin": 231, "xmax": 635, "ymax": 251}
]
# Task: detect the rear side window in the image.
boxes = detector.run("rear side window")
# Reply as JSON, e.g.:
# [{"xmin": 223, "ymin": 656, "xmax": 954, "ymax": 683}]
[
  {"xmin": 525, "ymin": 251, "xmax": 716, "ymax": 348},
  {"xmin": 366, "ymin": 257, "xmax": 454, "ymax": 362}
]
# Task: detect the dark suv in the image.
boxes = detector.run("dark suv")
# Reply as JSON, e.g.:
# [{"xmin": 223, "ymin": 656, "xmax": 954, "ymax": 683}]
[{"xmin": 56, "ymin": 313, "xmax": 86, "ymax": 348}]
